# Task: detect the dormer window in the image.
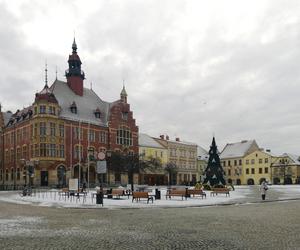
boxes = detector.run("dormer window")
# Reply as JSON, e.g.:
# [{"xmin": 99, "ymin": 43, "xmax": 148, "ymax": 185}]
[
  {"xmin": 94, "ymin": 108, "xmax": 101, "ymax": 119},
  {"xmin": 70, "ymin": 102, "xmax": 77, "ymax": 114}
]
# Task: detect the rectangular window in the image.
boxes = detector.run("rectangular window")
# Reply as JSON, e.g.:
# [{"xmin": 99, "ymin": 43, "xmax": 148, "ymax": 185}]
[
  {"xmin": 40, "ymin": 143, "xmax": 47, "ymax": 157},
  {"xmin": 39, "ymin": 105, "xmax": 46, "ymax": 114},
  {"xmin": 89, "ymin": 130, "xmax": 95, "ymax": 142},
  {"xmin": 16, "ymin": 148, "xmax": 21, "ymax": 161},
  {"xmin": 234, "ymin": 160, "xmax": 237, "ymax": 166},
  {"xmin": 265, "ymin": 167, "xmax": 269, "ymax": 174},
  {"xmin": 239, "ymin": 159, "xmax": 242, "ymax": 165},
  {"xmin": 40, "ymin": 122, "xmax": 47, "ymax": 136},
  {"xmin": 265, "ymin": 158, "xmax": 268, "ymax": 163},
  {"xmin": 122, "ymin": 112, "xmax": 128, "ymax": 120},
  {"xmin": 161, "ymin": 151, "xmax": 163, "ymax": 158},
  {"xmin": 10, "ymin": 149, "xmax": 14, "ymax": 163},
  {"xmin": 246, "ymin": 168, "xmax": 249, "ymax": 174},
  {"xmin": 251, "ymin": 159, "xmax": 255, "ymax": 164},
  {"xmin": 50, "ymin": 123, "xmax": 56, "ymax": 136},
  {"xmin": 49, "ymin": 144, "xmax": 56, "ymax": 157},
  {"xmin": 228, "ymin": 160, "xmax": 231, "ymax": 166},
  {"xmin": 251, "ymin": 168, "xmax": 255, "ymax": 174},
  {"xmin": 228, "ymin": 169, "xmax": 231, "ymax": 175},
  {"xmin": 223, "ymin": 161, "xmax": 226, "ymax": 167},
  {"xmin": 5, "ymin": 150, "xmax": 9, "ymax": 163},
  {"xmin": 259, "ymin": 168, "xmax": 263, "ymax": 174},
  {"xmin": 246, "ymin": 160, "xmax": 249, "ymax": 165},
  {"xmin": 59, "ymin": 145, "xmax": 65, "ymax": 158},
  {"xmin": 259, "ymin": 159, "xmax": 263, "ymax": 164},
  {"xmin": 59, "ymin": 124, "xmax": 64, "ymax": 137},
  {"xmin": 22, "ymin": 127, "xmax": 27, "ymax": 140},
  {"xmin": 74, "ymin": 145, "xmax": 83, "ymax": 159},
  {"xmin": 73, "ymin": 127, "xmax": 83, "ymax": 140},
  {"xmin": 22, "ymin": 146, "xmax": 27, "ymax": 159}
]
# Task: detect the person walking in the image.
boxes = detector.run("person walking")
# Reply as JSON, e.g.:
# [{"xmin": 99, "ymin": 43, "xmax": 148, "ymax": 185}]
[{"xmin": 260, "ymin": 180, "xmax": 268, "ymax": 200}]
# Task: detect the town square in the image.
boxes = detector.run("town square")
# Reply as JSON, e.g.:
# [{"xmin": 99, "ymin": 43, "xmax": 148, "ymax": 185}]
[{"xmin": 1, "ymin": 0, "xmax": 300, "ymax": 249}]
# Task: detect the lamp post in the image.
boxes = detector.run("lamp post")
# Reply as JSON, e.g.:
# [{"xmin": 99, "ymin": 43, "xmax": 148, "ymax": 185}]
[
  {"xmin": 20, "ymin": 159, "xmax": 39, "ymax": 190},
  {"xmin": 106, "ymin": 150, "xmax": 111, "ymax": 185}
]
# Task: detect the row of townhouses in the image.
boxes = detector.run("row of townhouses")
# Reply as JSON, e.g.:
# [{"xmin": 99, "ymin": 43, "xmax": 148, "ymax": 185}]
[{"xmin": 0, "ymin": 40, "xmax": 299, "ymax": 188}]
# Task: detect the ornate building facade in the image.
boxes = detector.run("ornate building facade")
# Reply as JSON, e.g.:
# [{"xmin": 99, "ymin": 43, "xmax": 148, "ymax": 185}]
[{"xmin": 0, "ymin": 39, "xmax": 138, "ymax": 188}]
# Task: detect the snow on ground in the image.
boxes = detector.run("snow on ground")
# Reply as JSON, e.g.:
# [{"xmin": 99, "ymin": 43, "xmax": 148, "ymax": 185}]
[
  {"xmin": 270, "ymin": 185, "xmax": 300, "ymax": 199},
  {"xmin": 0, "ymin": 185, "xmax": 300, "ymax": 209}
]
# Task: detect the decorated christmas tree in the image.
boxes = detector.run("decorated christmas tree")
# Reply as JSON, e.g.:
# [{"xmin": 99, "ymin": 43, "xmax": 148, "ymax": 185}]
[{"xmin": 203, "ymin": 137, "xmax": 226, "ymax": 186}]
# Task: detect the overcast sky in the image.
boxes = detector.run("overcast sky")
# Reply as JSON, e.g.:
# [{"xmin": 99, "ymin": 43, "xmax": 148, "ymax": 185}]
[{"xmin": 0, "ymin": 0, "xmax": 300, "ymax": 155}]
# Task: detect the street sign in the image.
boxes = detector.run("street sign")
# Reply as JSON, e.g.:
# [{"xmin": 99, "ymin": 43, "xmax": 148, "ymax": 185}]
[
  {"xmin": 97, "ymin": 152, "xmax": 106, "ymax": 160},
  {"xmin": 97, "ymin": 161, "xmax": 107, "ymax": 174}
]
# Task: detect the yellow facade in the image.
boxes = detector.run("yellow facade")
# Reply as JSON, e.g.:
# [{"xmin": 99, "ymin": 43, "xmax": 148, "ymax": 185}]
[
  {"xmin": 243, "ymin": 150, "xmax": 272, "ymax": 185},
  {"xmin": 139, "ymin": 146, "xmax": 168, "ymax": 166},
  {"xmin": 222, "ymin": 150, "xmax": 273, "ymax": 185}
]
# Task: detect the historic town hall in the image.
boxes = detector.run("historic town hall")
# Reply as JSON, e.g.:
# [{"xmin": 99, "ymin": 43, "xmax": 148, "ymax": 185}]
[{"xmin": 0, "ymin": 39, "xmax": 139, "ymax": 188}]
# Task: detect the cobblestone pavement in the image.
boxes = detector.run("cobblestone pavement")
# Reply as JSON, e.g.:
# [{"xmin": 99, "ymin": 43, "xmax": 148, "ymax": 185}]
[{"xmin": 0, "ymin": 198, "xmax": 300, "ymax": 250}]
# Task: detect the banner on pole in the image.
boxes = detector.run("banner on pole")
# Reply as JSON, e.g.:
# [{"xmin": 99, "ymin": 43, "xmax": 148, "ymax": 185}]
[
  {"xmin": 69, "ymin": 178, "xmax": 79, "ymax": 191},
  {"xmin": 97, "ymin": 161, "xmax": 107, "ymax": 174}
]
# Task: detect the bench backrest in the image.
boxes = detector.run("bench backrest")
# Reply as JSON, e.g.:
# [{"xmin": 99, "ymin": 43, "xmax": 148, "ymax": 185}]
[
  {"xmin": 168, "ymin": 190, "xmax": 186, "ymax": 195},
  {"xmin": 187, "ymin": 189, "xmax": 204, "ymax": 194},
  {"xmin": 132, "ymin": 191, "xmax": 149, "ymax": 198},
  {"xmin": 212, "ymin": 188, "xmax": 229, "ymax": 192},
  {"xmin": 112, "ymin": 189, "xmax": 124, "ymax": 195}
]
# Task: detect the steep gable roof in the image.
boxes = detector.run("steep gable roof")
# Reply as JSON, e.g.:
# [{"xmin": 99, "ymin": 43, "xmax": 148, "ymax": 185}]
[
  {"xmin": 220, "ymin": 140, "xmax": 259, "ymax": 159},
  {"xmin": 50, "ymin": 80, "xmax": 110, "ymax": 126},
  {"xmin": 139, "ymin": 133, "xmax": 165, "ymax": 149}
]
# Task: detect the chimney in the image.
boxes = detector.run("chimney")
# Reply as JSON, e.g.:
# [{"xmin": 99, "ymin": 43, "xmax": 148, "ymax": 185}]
[
  {"xmin": 166, "ymin": 135, "xmax": 169, "ymax": 140},
  {"xmin": 176, "ymin": 137, "xmax": 180, "ymax": 142},
  {"xmin": 160, "ymin": 135, "xmax": 164, "ymax": 140}
]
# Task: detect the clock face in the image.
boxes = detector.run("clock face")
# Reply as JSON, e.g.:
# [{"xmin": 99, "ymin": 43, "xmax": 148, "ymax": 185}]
[{"xmin": 98, "ymin": 152, "xmax": 105, "ymax": 160}]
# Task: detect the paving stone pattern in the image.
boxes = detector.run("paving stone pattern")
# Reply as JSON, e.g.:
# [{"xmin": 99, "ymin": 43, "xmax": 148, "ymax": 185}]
[{"xmin": 1, "ymin": 199, "xmax": 300, "ymax": 250}]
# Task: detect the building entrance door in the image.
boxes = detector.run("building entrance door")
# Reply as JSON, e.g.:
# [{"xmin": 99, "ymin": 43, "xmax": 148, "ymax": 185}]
[{"xmin": 41, "ymin": 171, "xmax": 48, "ymax": 186}]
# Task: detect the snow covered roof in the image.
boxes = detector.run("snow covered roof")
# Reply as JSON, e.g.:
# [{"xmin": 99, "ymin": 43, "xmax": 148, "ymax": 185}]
[
  {"xmin": 197, "ymin": 146, "xmax": 209, "ymax": 161},
  {"xmin": 2, "ymin": 111, "xmax": 13, "ymax": 125},
  {"xmin": 281, "ymin": 153, "xmax": 300, "ymax": 165},
  {"xmin": 50, "ymin": 80, "xmax": 110, "ymax": 126},
  {"xmin": 220, "ymin": 140, "xmax": 259, "ymax": 159},
  {"xmin": 139, "ymin": 133, "xmax": 165, "ymax": 149}
]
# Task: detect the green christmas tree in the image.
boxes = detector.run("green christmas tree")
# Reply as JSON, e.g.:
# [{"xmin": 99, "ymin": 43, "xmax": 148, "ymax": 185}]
[{"xmin": 203, "ymin": 137, "xmax": 226, "ymax": 186}]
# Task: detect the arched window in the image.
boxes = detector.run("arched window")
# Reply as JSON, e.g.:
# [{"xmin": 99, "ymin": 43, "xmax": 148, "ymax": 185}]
[{"xmin": 116, "ymin": 126, "xmax": 132, "ymax": 146}]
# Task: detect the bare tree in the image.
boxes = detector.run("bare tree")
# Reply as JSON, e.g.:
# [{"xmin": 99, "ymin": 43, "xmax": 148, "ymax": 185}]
[
  {"xmin": 165, "ymin": 162, "xmax": 178, "ymax": 186},
  {"xmin": 109, "ymin": 151, "xmax": 161, "ymax": 191}
]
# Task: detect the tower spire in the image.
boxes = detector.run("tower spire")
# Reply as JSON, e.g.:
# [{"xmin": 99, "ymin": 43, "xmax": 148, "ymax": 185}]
[
  {"xmin": 45, "ymin": 61, "xmax": 48, "ymax": 87},
  {"xmin": 72, "ymin": 37, "xmax": 77, "ymax": 53},
  {"xmin": 66, "ymin": 38, "xmax": 85, "ymax": 96},
  {"xmin": 55, "ymin": 66, "xmax": 58, "ymax": 80},
  {"xmin": 120, "ymin": 80, "xmax": 128, "ymax": 103}
]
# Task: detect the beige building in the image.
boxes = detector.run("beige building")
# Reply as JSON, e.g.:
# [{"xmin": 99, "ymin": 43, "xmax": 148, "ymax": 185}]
[
  {"xmin": 271, "ymin": 153, "xmax": 300, "ymax": 184},
  {"xmin": 154, "ymin": 135, "xmax": 198, "ymax": 185},
  {"xmin": 197, "ymin": 146, "xmax": 208, "ymax": 183}
]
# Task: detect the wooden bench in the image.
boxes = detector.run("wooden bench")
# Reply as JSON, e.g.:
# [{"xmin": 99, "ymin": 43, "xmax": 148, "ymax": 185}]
[
  {"xmin": 210, "ymin": 188, "xmax": 230, "ymax": 197},
  {"xmin": 187, "ymin": 189, "xmax": 206, "ymax": 199},
  {"xmin": 166, "ymin": 189, "xmax": 187, "ymax": 200},
  {"xmin": 111, "ymin": 189, "xmax": 129, "ymax": 199},
  {"xmin": 132, "ymin": 191, "xmax": 153, "ymax": 203}
]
